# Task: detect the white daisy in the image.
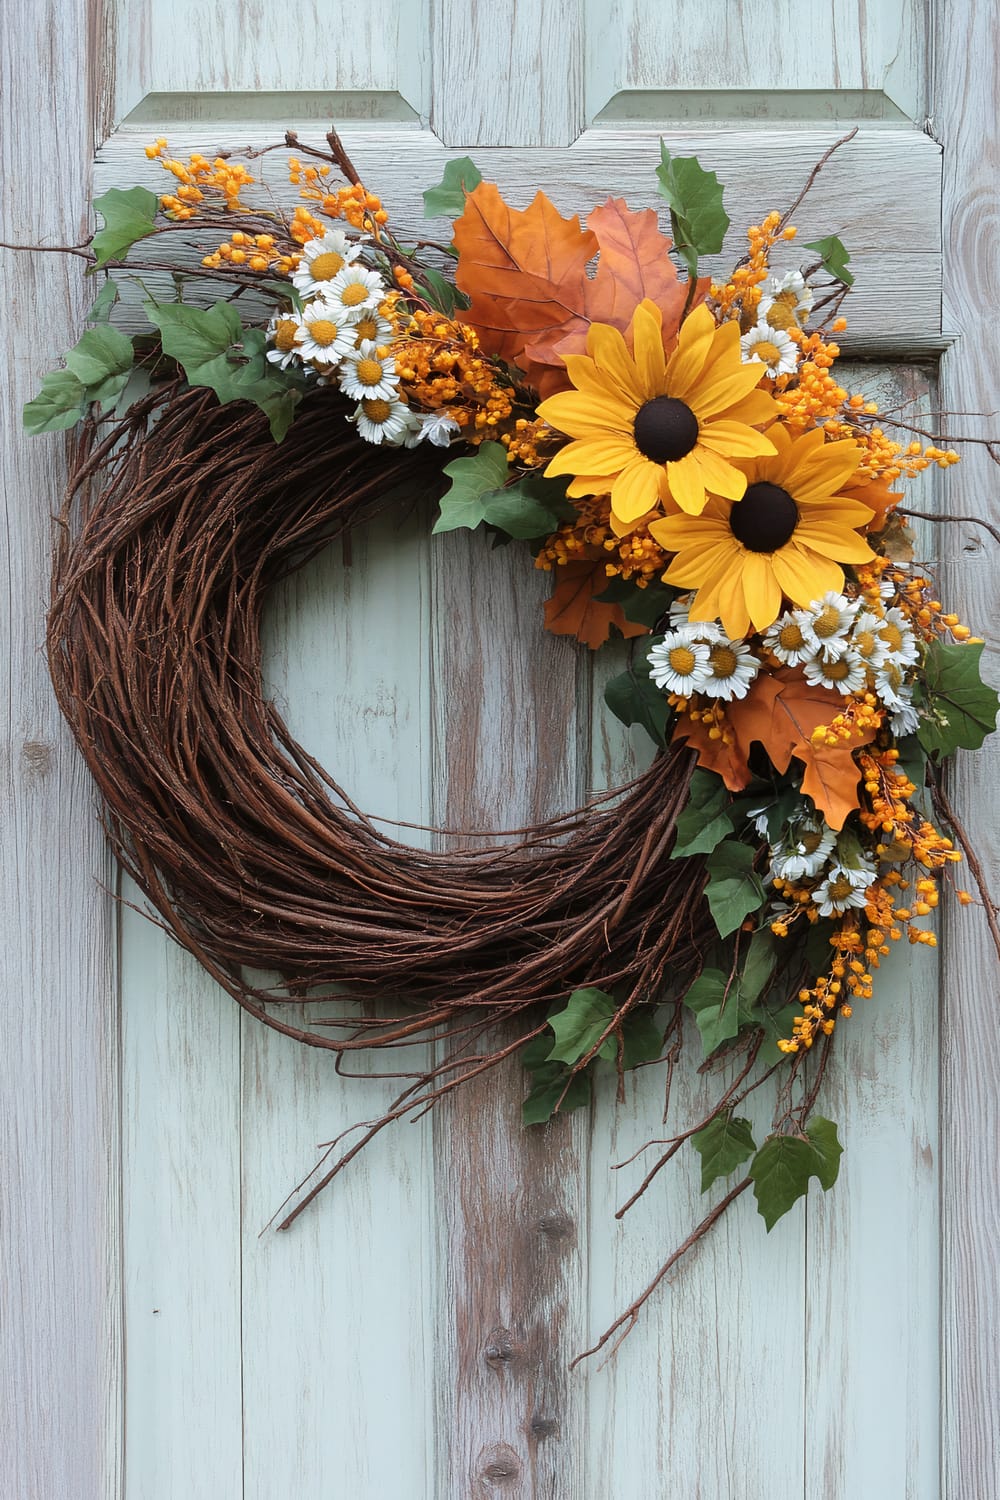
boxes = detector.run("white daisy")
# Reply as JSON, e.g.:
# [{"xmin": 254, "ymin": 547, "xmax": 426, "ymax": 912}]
[
  {"xmin": 291, "ymin": 230, "xmax": 364, "ymax": 298},
  {"xmin": 890, "ymin": 696, "xmax": 920, "ymax": 737},
  {"xmin": 324, "ymin": 264, "xmax": 386, "ymax": 323},
  {"xmin": 849, "ymin": 610, "xmax": 891, "ymax": 672},
  {"xmin": 803, "ymin": 648, "xmax": 867, "ymax": 696},
  {"xmin": 800, "ymin": 591, "xmax": 862, "ymax": 659},
  {"xmin": 812, "ymin": 863, "xmax": 874, "ymax": 918},
  {"xmin": 404, "ymin": 411, "xmax": 462, "ymax": 448},
  {"xmin": 763, "ymin": 610, "xmax": 814, "ymax": 666},
  {"xmin": 877, "ymin": 607, "xmax": 920, "ymax": 668},
  {"xmin": 759, "ymin": 269, "xmax": 814, "ymax": 331},
  {"xmin": 337, "ymin": 340, "xmax": 399, "ymax": 402},
  {"xmin": 265, "ymin": 310, "xmax": 305, "ymax": 370},
  {"xmin": 351, "ymin": 394, "xmax": 414, "ymax": 446},
  {"xmin": 740, "ymin": 322, "xmax": 798, "ymax": 380},
  {"xmin": 298, "ymin": 299, "xmax": 355, "ymax": 367},
  {"xmin": 770, "ymin": 816, "xmax": 837, "ymax": 882},
  {"xmin": 699, "ymin": 637, "xmax": 761, "ymax": 701},
  {"xmin": 647, "ymin": 631, "xmax": 712, "ymax": 695},
  {"xmin": 348, "ymin": 309, "xmax": 394, "ymax": 349}
]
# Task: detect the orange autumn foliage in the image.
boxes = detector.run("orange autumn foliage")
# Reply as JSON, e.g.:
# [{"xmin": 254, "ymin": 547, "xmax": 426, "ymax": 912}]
[
  {"xmin": 453, "ymin": 184, "xmax": 703, "ymax": 397},
  {"xmin": 673, "ymin": 669, "xmax": 878, "ymax": 829},
  {"xmin": 543, "ymin": 557, "xmax": 651, "ymax": 650}
]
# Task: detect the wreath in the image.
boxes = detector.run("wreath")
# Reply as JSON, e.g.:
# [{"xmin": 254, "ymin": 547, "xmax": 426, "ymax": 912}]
[{"xmin": 25, "ymin": 126, "xmax": 1000, "ymax": 1357}]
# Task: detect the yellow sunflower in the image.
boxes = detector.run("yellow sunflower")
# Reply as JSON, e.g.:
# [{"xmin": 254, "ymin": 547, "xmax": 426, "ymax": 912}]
[
  {"xmin": 536, "ymin": 301, "xmax": 777, "ymax": 527},
  {"xmin": 648, "ymin": 424, "xmax": 876, "ymax": 639}
]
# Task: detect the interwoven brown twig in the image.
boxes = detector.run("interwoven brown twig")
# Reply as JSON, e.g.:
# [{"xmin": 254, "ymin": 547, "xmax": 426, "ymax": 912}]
[{"xmin": 47, "ymin": 383, "xmax": 716, "ymax": 1073}]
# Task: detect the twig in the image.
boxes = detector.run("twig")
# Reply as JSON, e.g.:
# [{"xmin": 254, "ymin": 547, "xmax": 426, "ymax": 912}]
[
  {"xmin": 777, "ymin": 127, "xmax": 859, "ymax": 234},
  {"xmin": 897, "ymin": 508, "xmax": 1000, "ymax": 548},
  {"xmin": 931, "ymin": 774, "xmax": 1000, "ymax": 962}
]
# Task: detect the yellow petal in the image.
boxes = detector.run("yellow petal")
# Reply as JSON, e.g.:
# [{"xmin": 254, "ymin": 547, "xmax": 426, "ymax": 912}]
[
  {"xmin": 741, "ymin": 553, "xmax": 783, "ymax": 633},
  {"xmin": 689, "ymin": 445, "xmax": 750, "ymax": 501},
  {"xmin": 648, "ymin": 513, "xmax": 727, "ymax": 550},
  {"xmin": 564, "ymin": 473, "xmax": 612, "ymax": 499},
  {"xmin": 663, "ymin": 304, "xmax": 715, "ymax": 397},
  {"xmin": 546, "ymin": 436, "xmax": 637, "ymax": 477},
  {"xmin": 537, "ymin": 389, "xmax": 635, "ymax": 439},
  {"xmin": 663, "ymin": 540, "xmax": 737, "ymax": 589},
  {"xmin": 687, "ymin": 362, "xmax": 768, "ymax": 421},
  {"xmin": 770, "ymin": 544, "xmax": 844, "ymax": 606},
  {"xmin": 560, "ymin": 353, "xmax": 630, "ymax": 402},
  {"xmin": 586, "ymin": 322, "xmax": 645, "ymax": 405},
  {"xmin": 716, "ymin": 389, "xmax": 778, "ymax": 427},
  {"xmin": 714, "ymin": 564, "xmax": 751, "ymax": 640},
  {"xmin": 795, "ymin": 525, "xmax": 875, "ymax": 562},
  {"xmin": 631, "ymin": 300, "xmax": 667, "ymax": 394},
  {"xmin": 663, "ymin": 450, "xmax": 707, "ymax": 514},
  {"xmin": 697, "ymin": 419, "xmax": 777, "ymax": 459},
  {"xmin": 611, "ymin": 458, "xmax": 662, "ymax": 523}
]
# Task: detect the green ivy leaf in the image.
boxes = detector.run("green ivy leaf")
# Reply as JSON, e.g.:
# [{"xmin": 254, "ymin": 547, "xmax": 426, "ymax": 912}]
[
  {"xmin": 86, "ymin": 278, "xmax": 120, "ymax": 324},
  {"xmin": 739, "ymin": 928, "xmax": 775, "ymax": 1005},
  {"xmin": 681, "ymin": 969, "xmax": 741, "ymax": 1057},
  {"xmin": 482, "ymin": 473, "xmax": 575, "ymax": 539},
  {"xmin": 522, "ymin": 1063, "xmax": 592, "ymax": 1124},
  {"xmin": 595, "ymin": 577, "xmax": 674, "ymax": 629},
  {"xmin": 916, "ymin": 639, "xmax": 1000, "ymax": 757},
  {"xmin": 749, "ymin": 1135, "xmax": 818, "ymax": 1231},
  {"xmin": 691, "ymin": 1112, "xmax": 757, "ymax": 1193},
  {"xmin": 413, "ymin": 264, "xmax": 471, "ymax": 317},
  {"xmin": 22, "ymin": 369, "xmax": 88, "ymax": 433},
  {"xmin": 604, "ymin": 658, "xmax": 671, "ymax": 748},
  {"xmin": 656, "ymin": 145, "xmax": 729, "ymax": 280},
  {"xmin": 754, "ymin": 1001, "xmax": 804, "ymax": 1064},
  {"xmin": 146, "ymin": 299, "xmax": 245, "ymax": 388},
  {"xmin": 423, "ymin": 156, "xmax": 484, "ymax": 218},
  {"xmin": 432, "ymin": 441, "xmax": 510, "ymax": 533},
  {"xmin": 672, "ymin": 769, "xmax": 733, "ymax": 858},
  {"xmin": 620, "ymin": 1008, "xmax": 664, "ymax": 1068},
  {"xmin": 704, "ymin": 841, "xmax": 765, "ymax": 938},
  {"xmin": 804, "ymin": 234, "xmax": 854, "ymax": 288},
  {"xmin": 547, "ymin": 987, "xmax": 617, "ymax": 1066},
  {"xmin": 64, "ymin": 324, "xmax": 134, "ymax": 401},
  {"xmin": 805, "ymin": 1116, "xmax": 843, "ymax": 1191},
  {"xmin": 91, "ymin": 185, "xmax": 159, "ymax": 267}
]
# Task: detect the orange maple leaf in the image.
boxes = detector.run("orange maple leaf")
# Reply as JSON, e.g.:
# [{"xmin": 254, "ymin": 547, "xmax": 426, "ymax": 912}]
[
  {"xmin": 543, "ymin": 558, "xmax": 650, "ymax": 650},
  {"xmin": 673, "ymin": 670, "xmax": 877, "ymax": 829},
  {"xmin": 453, "ymin": 185, "xmax": 700, "ymax": 396}
]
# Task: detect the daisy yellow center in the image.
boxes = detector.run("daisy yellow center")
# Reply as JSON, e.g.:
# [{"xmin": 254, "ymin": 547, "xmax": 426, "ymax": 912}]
[
  {"xmin": 356, "ymin": 357, "xmax": 384, "ymax": 386},
  {"xmin": 800, "ymin": 830, "xmax": 824, "ymax": 854},
  {"xmin": 340, "ymin": 283, "xmax": 369, "ymax": 307},
  {"xmin": 813, "ymin": 604, "xmax": 844, "ymax": 639},
  {"xmin": 633, "ymin": 396, "xmax": 699, "ymax": 464},
  {"xmin": 667, "ymin": 645, "xmax": 697, "ymax": 675},
  {"xmin": 881, "ymin": 621, "xmax": 904, "ymax": 651},
  {"xmin": 778, "ymin": 621, "xmax": 806, "ymax": 651},
  {"xmin": 309, "ymin": 251, "xmax": 344, "ymax": 281},
  {"xmin": 824, "ymin": 658, "xmax": 852, "ymax": 681},
  {"xmin": 828, "ymin": 875, "xmax": 854, "ymax": 902},
  {"xmin": 752, "ymin": 339, "xmax": 783, "ymax": 366},
  {"xmin": 856, "ymin": 629, "xmax": 878, "ymax": 657},
  {"xmin": 274, "ymin": 319, "xmax": 299, "ymax": 352},
  {"xmin": 729, "ymin": 482, "xmax": 799, "ymax": 553},
  {"xmin": 765, "ymin": 292, "xmax": 799, "ymax": 332},
  {"xmin": 308, "ymin": 319, "xmax": 340, "ymax": 347},
  {"xmin": 362, "ymin": 397, "xmax": 393, "ymax": 423},
  {"xmin": 355, "ymin": 317, "xmax": 379, "ymax": 341},
  {"xmin": 708, "ymin": 644, "xmax": 738, "ymax": 680}
]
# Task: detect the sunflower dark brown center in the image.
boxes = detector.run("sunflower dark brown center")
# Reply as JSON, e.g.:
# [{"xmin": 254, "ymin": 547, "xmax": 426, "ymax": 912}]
[
  {"xmin": 633, "ymin": 396, "xmax": 699, "ymax": 463},
  {"xmin": 729, "ymin": 481, "xmax": 799, "ymax": 553}
]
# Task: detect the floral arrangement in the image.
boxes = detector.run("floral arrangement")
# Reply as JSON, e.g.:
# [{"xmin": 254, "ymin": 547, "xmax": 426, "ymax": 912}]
[{"xmin": 24, "ymin": 127, "xmax": 999, "ymax": 1354}]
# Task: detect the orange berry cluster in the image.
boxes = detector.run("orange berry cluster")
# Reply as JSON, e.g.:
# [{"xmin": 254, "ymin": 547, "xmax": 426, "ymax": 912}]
[
  {"xmin": 392, "ymin": 309, "xmax": 518, "ymax": 441},
  {"xmin": 146, "ymin": 139, "xmax": 256, "ymax": 218},
  {"xmin": 535, "ymin": 495, "xmax": 670, "ymax": 582},
  {"xmin": 711, "ymin": 211, "xmax": 797, "ymax": 326},
  {"xmin": 201, "ymin": 230, "xmax": 297, "ymax": 276},
  {"xmin": 288, "ymin": 161, "xmax": 390, "ymax": 232}
]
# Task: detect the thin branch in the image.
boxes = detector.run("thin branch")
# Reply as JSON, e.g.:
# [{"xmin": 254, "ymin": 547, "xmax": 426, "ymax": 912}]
[
  {"xmin": 931, "ymin": 775, "xmax": 1000, "ymax": 963},
  {"xmin": 897, "ymin": 508, "xmax": 1000, "ymax": 547},
  {"xmin": 777, "ymin": 127, "xmax": 859, "ymax": 234}
]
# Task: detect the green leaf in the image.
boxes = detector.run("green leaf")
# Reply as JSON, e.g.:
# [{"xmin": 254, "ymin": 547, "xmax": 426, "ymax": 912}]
[
  {"xmin": 621, "ymin": 1008, "xmax": 664, "ymax": 1069},
  {"xmin": 805, "ymin": 1116, "xmax": 843, "ymax": 1191},
  {"xmin": 64, "ymin": 325, "xmax": 134, "ymax": 389},
  {"xmin": 146, "ymin": 299, "xmax": 244, "ymax": 389},
  {"xmin": 704, "ymin": 841, "xmax": 765, "ymax": 938},
  {"xmin": 86, "ymin": 278, "xmax": 120, "ymax": 324},
  {"xmin": 482, "ymin": 474, "xmax": 575, "ymax": 539},
  {"xmin": 804, "ymin": 234, "xmax": 854, "ymax": 288},
  {"xmin": 414, "ymin": 264, "xmax": 471, "ymax": 317},
  {"xmin": 423, "ymin": 156, "xmax": 484, "ymax": 218},
  {"xmin": 522, "ymin": 1064, "xmax": 592, "ymax": 1124},
  {"xmin": 672, "ymin": 769, "xmax": 733, "ymax": 858},
  {"xmin": 755, "ymin": 1001, "xmax": 804, "ymax": 1064},
  {"xmin": 432, "ymin": 441, "xmax": 510, "ymax": 533},
  {"xmin": 739, "ymin": 928, "xmax": 775, "ymax": 1005},
  {"xmin": 547, "ymin": 987, "xmax": 617, "ymax": 1066},
  {"xmin": 916, "ymin": 639, "xmax": 1000, "ymax": 757},
  {"xmin": 750, "ymin": 1136, "xmax": 817, "ymax": 1230},
  {"xmin": 692, "ymin": 1112, "xmax": 757, "ymax": 1193},
  {"xmin": 23, "ymin": 369, "xmax": 88, "ymax": 433},
  {"xmin": 595, "ymin": 578, "xmax": 674, "ymax": 629},
  {"xmin": 91, "ymin": 185, "xmax": 159, "ymax": 267},
  {"xmin": 604, "ymin": 660, "xmax": 671, "ymax": 748},
  {"xmin": 681, "ymin": 969, "xmax": 742, "ymax": 1057},
  {"xmin": 656, "ymin": 145, "xmax": 730, "ymax": 280}
]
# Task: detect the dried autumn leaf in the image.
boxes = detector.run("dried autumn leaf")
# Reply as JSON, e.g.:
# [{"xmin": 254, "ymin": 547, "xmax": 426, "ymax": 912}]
[
  {"xmin": 673, "ymin": 669, "xmax": 876, "ymax": 828},
  {"xmin": 454, "ymin": 185, "xmax": 701, "ymax": 397},
  {"xmin": 543, "ymin": 557, "xmax": 651, "ymax": 650}
]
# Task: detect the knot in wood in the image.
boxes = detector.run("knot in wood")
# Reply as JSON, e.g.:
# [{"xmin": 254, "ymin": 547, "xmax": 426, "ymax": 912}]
[{"xmin": 483, "ymin": 1326, "xmax": 517, "ymax": 1366}]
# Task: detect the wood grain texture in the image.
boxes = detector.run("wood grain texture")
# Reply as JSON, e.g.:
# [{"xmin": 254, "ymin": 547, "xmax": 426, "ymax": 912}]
[
  {"xmin": 1, "ymin": 2, "xmax": 121, "ymax": 1498},
  {"xmin": 95, "ymin": 122, "xmax": 942, "ymax": 354},
  {"xmin": 932, "ymin": 6, "xmax": 1000, "ymax": 1495},
  {"xmin": 586, "ymin": 0, "xmax": 926, "ymax": 122}
]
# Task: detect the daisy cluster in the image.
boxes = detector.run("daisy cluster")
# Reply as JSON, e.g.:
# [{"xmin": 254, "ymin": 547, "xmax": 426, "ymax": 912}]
[
  {"xmin": 766, "ymin": 814, "xmax": 876, "ymax": 918},
  {"xmin": 738, "ymin": 270, "xmax": 813, "ymax": 381},
  {"xmin": 265, "ymin": 230, "xmax": 456, "ymax": 449}
]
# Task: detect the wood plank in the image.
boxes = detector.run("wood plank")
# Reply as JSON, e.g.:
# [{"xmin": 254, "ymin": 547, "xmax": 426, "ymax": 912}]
[
  {"xmin": 95, "ymin": 122, "xmax": 943, "ymax": 352},
  {"xmin": 430, "ymin": 533, "xmax": 589, "ymax": 1498},
  {"xmin": 932, "ymin": 6, "xmax": 1000, "ymax": 1495},
  {"xmin": 1, "ymin": 1, "xmax": 122, "ymax": 1497},
  {"xmin": 239, "ymin": 509, "xmax": 438, "ymax": 1494}
]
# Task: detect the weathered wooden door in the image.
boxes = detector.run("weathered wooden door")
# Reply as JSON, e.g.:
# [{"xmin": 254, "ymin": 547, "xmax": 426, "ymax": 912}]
[{"xmin": 5, "ymin": 1, "xmax": 998, "ymax": 1496}]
